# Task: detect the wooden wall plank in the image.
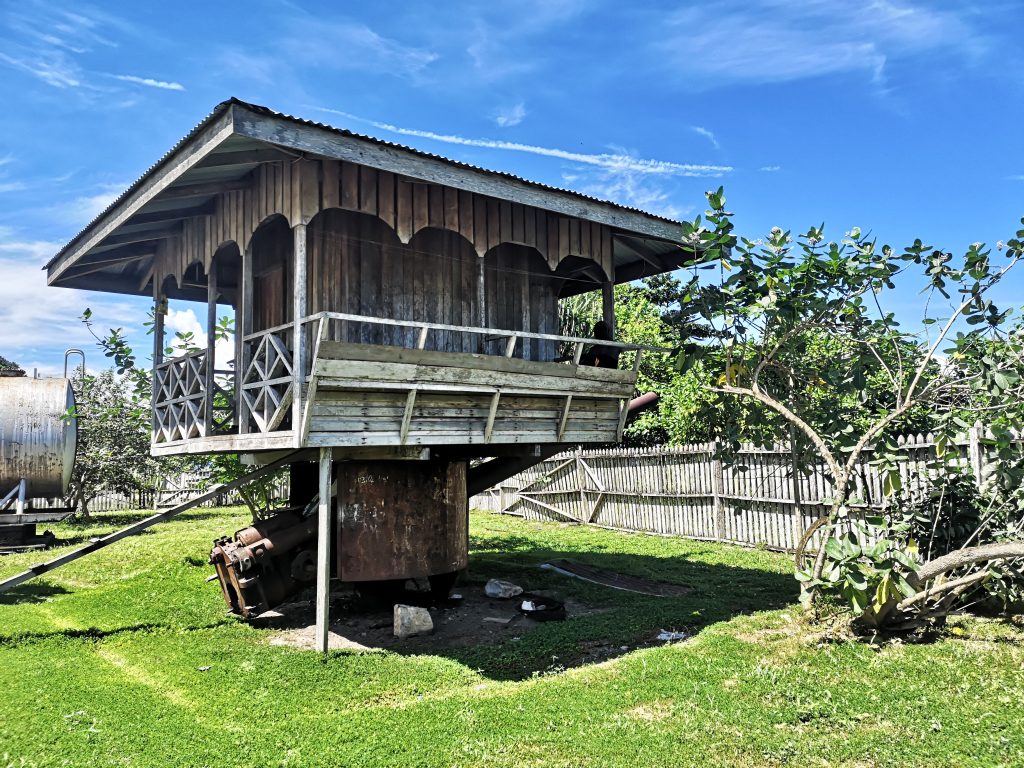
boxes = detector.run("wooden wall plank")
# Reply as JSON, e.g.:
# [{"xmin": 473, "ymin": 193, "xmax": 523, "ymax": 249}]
[
  {"xmin": 396, "ymin": 178, "xmax": 413, "ymax": 242},
  {"xmin": 341, "ymin": 161, "xmax": 359, "ymax": 210},
  {"xmin": 377, "ymin": 171, "xmax": 395, "ymax": 232},
  {"xmin": 322, "ymin": 159, "xmax": 340, "ymax": 210},
  {"xmin": 428, "ymin": 184, "xmax": 444, "ymax": 229},
  {"xmin": 413, "ymin": 183, "xmax": 429, "ymax": 235},
  {"xmin": 458, "ymin": 189, "xmax": 474, "ymax": 244},
  {"xmin": 443, "ymin": 187, "xmax": 459, "ymax": 232},
  {"xmin": 359, "ymin": 166, "xmax": 378, "ymax": 215}
]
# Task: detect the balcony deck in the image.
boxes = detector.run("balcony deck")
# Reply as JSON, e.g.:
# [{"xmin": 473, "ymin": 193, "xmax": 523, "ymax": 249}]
[{"xmin": 150, "ymin": 313, "xmax": 663, "ymax": 458}]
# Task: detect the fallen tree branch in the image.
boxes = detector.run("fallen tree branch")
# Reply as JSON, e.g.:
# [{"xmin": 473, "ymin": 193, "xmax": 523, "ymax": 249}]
[{"xmin": 908, "ymin": 541, "xmax": 1024, "ymax": 589}]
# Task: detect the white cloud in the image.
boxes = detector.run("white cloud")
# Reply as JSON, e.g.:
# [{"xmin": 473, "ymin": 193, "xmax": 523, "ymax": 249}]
[
  {"xmin": 691, "ymin": 126, "xmax": 720, "ymax": 150},
  {"xmin": 0, "ymin": 181, "xmax": 26, "ymax": 193},
  {"xmin": 571, "ymin": 169, "xmax": 689, "ymax": 221},
  {"xmin": 759, "ymin": 165, "xmax": 782, "ymax": 172},
  {"xmin": 313, "ymin": 106, "xmax": 732, "ymax": 178},
  {"xmin": 0, "ymin": 51, "xmax": 81, "ymax": 88},
  {"xmin": 494, "ymin": 101, "xmax": 527, "ymax": 128},
  {"xmin": 51, "ymin": 185, "xmax": 124, "ymax": 228},
  {"xmin": 110, "ymin": 74, "xmax": 185, "ymax": 91},
  {"xmin": 0, "ymin": 233, "xmax": 143, "ymax": 363},
  {"xmin": 656, "ymin": 1, "xmax": 986, "ymax": 87},
  {"xmin": 282, "ymin": 19, "xmax": 438, "ymax": 77},
  {"xmin": 164, "ymin": 306, "xmax": 234, "ymax": 369}
]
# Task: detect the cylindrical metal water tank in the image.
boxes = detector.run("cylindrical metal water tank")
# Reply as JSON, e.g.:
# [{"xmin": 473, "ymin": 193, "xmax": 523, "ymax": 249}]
[{"xmin": 0, "ymin": 378, "xmax": 77, "ymax": 498}]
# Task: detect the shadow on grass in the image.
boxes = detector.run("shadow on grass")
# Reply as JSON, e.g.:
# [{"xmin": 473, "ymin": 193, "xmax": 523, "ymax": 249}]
[
  {"xmin": 443, "ymin": 544, "xmax": 796, "ymax": 680},
  {"xmin": 0, "ymin": 620, "xmax": 234, "ymax": 647},
  {"xmin": 266, "ymin": 539, "xmax": 798, "ymax": 681},
  {"xmin": 0, "ymin": 581, "xmax": 70, "ymax": 606}
]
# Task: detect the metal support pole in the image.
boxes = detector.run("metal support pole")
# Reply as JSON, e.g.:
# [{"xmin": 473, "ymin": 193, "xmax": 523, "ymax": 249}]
[
  {"xmin": 15, "ymin": 479, "xmax": 26, "ymax": 515},
  {"xmin": 315, "ymin": 446, "xmax": 332, "ymax": 654}
]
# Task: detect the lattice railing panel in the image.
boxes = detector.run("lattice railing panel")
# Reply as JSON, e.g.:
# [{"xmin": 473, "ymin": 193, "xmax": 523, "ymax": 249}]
[
  {"xmin": 153, "ymin": 351, "xmax": 208, "ymax": 443},
  {"xmin": 241, "ymin": 331, "xmax": 294, "ymax": 433}
]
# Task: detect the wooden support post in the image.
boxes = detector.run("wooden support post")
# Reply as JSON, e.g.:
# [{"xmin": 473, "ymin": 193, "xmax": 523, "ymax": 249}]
[
  {"xmin": 151, "ymin": 285, "xmax": 166, "ymax": 441},
  {"xmin": 711, "ymin": 440, "xmax": 726, "ymax": 542},
  {"xmin": 557, "ymin": 395, "xmax": 573, "ymax": 440},
  {"xmin": 293, "ymin": 222, "xmax": 308, "ymax": 444},
  {"xmin": 400, "ymin": 390, "xmax": 418, "ymax": 444},
  {"xmin": 477, "ymin": 258, "xmax": 487, "ymax": 339},
  {"xmin": 205, "ymin": 260, "xmax": 218, "ymax": 437},
  {"xmin": 315, "ymin": 447, "xmax": 332, "ymax": 654},
  {"xmin": 602, "ymin": 281, "xmax": 615, "ymax": 336},
  {"xmin": 484, "ymin": 391, "xmax": 501, "ymax": 442},
  {"xmin": 238, "ymin": 245, "xmax": 254, "ymax": 434}
]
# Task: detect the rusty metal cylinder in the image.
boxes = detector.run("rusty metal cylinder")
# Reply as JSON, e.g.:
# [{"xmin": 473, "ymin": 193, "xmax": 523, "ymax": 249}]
[{"xmin": 0, "ymin": 378, "xmax": 77, "ymax": 498}]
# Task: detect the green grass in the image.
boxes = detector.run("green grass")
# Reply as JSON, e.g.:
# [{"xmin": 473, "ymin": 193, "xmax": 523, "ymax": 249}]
[{"xmin": 1, "ymin": 508, "xmax": 1022, "ymax": 767}]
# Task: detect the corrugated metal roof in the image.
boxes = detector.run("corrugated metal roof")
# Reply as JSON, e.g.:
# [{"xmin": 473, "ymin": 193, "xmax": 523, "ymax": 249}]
[{"xmin": 48, "ymin": 98, "xmax": 684, "ymax": 268}]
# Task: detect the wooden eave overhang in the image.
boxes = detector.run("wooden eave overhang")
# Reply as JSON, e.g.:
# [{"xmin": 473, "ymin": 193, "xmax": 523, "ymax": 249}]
[{"xmin": 46, "ymin": 99, "xmax": 696, "ymax": 296}]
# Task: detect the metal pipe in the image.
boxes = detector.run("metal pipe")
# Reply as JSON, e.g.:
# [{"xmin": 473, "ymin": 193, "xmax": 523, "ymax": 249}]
[{"xmin": 63, "ymin": 349, "xmax": 85, "ymax": 379}]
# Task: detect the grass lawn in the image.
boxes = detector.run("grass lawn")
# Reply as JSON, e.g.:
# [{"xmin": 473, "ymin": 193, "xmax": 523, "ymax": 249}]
[{"xmin": 1, "ymin": 507, "xmax": 1022, "ymax": 767}]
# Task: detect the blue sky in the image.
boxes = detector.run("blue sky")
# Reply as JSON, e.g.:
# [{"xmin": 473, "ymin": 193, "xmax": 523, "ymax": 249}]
[{"xmin": 1, "ymin": 0, "xmax": 1022, "ymax": 374}]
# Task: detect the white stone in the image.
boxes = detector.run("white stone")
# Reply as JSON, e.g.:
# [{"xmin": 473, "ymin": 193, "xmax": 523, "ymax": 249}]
[
  {"xmin": 393, "ymin": 604, "xmax": 434, "ymax": 638},
  {"xmin": 484, "ymin": 579, "xmax": 523, "ymax": 599}
]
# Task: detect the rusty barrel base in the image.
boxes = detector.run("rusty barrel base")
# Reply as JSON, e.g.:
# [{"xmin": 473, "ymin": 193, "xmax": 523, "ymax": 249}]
[{"xmin": 336, "ymin": 460, "xmax": 468, "ymax": 582}]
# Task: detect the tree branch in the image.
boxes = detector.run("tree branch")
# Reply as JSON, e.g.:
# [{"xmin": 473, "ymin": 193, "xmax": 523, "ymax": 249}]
[{"xmin": 907, "ymin": 540, "xmax": 1024, "ymax": 589}]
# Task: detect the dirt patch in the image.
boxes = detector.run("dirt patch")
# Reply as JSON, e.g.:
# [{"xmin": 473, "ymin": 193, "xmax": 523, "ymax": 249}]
[
  {"xmin": 264, "ymin": 588, "xmax": 601, "ymax": 654},
  {"xmin": 625, "ymin": 699, "xmax": 675, "ymax": 722}
]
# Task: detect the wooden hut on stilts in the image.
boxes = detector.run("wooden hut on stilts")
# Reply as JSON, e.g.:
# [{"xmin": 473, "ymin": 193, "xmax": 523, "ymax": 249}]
[{"xmin": 44, "ymin": 99, "xmax": 699, "ymax": 649}]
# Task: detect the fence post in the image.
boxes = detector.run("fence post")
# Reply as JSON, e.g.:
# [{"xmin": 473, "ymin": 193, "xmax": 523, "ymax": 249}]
[
  {"xmin": 711, "ymin": 440, "xmax": 725, "ymax": 542},
  {"xmin": 789, "ymin": 430, "xmax": 804, "ymax": 550},
  {"xmin": 968, "ymin": 421, "xmax": 985, "ymax": 491},
  {"xmin": 576, "ymin": 446, "xmax": 586, "ymax": 521}
]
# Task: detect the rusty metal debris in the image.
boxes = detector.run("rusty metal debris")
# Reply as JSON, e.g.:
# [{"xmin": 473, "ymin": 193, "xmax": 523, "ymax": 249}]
[{"xmin": 209, "ymin": 508, "xmax": 317, "ymax": 618}]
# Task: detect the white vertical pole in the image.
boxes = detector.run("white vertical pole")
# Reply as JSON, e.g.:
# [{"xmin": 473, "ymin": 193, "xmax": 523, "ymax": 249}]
[
  {"xmin": 293, "ymin": 222, "xmax": 308, "ymax": 444},
  {"xmin": 205, "ymin": 260, "xmax": 218, "ymax": 437},
  {"xmin": 315, "ymin": 447, "xmax": 332, "ymax": 654},
  {"xmin": 238, "ymin": 246, "xmax": 253, "ymax": 435}
]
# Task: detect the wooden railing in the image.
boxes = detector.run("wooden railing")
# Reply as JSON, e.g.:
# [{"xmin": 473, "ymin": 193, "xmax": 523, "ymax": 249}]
[
  {"xmin": 153, "ymin": 351, "xmax": 235, "ymax": 443},
  {"xmin": 153, "ymin": 350, "xmax": 209, "ymax": 442},
  {"xmin": 156, "ymin": 313, "xmax": 670, "ymax": 445},
  {"xmin": 297, "ymin": 311, "xmax": 668, "ymax": 367},
  {"xmin": 240, "ymin": 325, "xmax": 294, "ymax": 434},
  {"xmin": 296, "ymin": 312, "xmax": 671, "ymax": 447}
]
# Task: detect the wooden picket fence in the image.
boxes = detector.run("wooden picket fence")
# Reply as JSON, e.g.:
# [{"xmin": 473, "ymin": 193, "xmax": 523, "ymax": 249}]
[
  {"xmin": 472, "ymin": 425, "xmax": 998, "ymax": 553},
  {"xmin": 32, "ymin": 473, "xmax": 289, "ymax": 514}
]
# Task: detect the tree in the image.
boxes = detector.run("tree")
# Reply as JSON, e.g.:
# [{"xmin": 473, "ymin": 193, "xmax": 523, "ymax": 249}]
[
  {"xmin": 678, "ymin": 188, "xmax": 1024, "ymax": 629},
  {"xmin": 67, "ymin": 369, "xmax": 153, "ymax": 517}
]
